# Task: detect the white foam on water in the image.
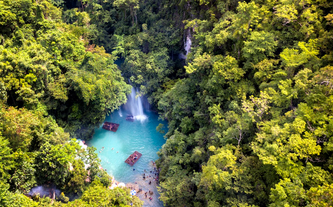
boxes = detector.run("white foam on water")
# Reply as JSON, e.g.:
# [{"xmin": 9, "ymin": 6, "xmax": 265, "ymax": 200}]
[{"xmin": 134, "ymin": 114, "xmax": 148, "ymax": 122}]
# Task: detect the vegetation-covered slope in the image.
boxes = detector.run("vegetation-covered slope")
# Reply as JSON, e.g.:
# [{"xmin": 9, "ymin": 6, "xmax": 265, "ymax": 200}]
[
  {"xmin": 0, "ymin": 0, "xmax": 130, "ymax": 139},
  {"xmin": 1, "ymin": 0, "xmax": 333, "ymax": 206},
  {"xmin": 0, "ymin": 0, "xmax": 141, "ymax": 206},
  {"xmin": 154, "ymin": 0, "xmax": 333, "ymax": 206},
  {"xmin": 76, "ymin": 0, "xmax": 333, "ymax": 206}
]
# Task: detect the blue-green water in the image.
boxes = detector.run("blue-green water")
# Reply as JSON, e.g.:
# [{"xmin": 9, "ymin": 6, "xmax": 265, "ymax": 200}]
[{"xmin": 88, "ymin": 107, "xmax": 166, "ymax": 206}]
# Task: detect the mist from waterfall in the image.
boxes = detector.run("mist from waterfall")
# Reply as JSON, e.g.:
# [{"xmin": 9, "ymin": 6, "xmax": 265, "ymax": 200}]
[
  {"xmin": 28, "ymin": 186, "xmax": 60, "ymax": 198},
  {"xmin": 125, "ymin": 87, "xmax": 147, "ymax": 122}
]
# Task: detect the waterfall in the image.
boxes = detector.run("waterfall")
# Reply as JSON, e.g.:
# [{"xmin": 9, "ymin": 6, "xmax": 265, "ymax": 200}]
[
  {"xmin": 125, "ymin": 87, "xmax": 147, "ymax": 122},
  {"xmin": 184, "ymin": 35, "xmax": 192, "ymax": 56},
  {"xmin": 179, "ymin": 33, "xmax": 192, "ymax": 60}
]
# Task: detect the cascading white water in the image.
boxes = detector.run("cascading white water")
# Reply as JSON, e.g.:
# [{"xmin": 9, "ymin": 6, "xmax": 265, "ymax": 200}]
[
  {"xmin": 125, "ymin": 87, "xmax": 147, "ymax": 122},
  {"xmin": 184, "ymin": 35, "xmax": 192, "ymax": 56},
  {"xmin": 118, "ymin": 108, "xmax": 123, "ymax": 117},
  {"xmin": 179, "ymin": 33, "xmax": 192, "ymax": 60}
]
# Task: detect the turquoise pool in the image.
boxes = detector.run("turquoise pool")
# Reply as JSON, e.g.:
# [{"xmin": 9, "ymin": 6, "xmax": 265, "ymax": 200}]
[{"xmin": 88, "ymin": 107, "xmax": 167, "ymax": 206}]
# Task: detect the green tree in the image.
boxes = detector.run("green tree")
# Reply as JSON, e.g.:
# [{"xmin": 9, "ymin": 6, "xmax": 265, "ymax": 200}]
[
  {"xmin": 0, "ymin": 135, "xmax": 14, "ymax": 182},
  {"xmin": 34, "ymin": 141, "xmax": 79, "ymax": 188},
  {"xmin": 113, "ymin": 0, "xmax": 139, "ymax": 25},
  {"xmin": 9, "ymin": 149, "xmax": 36, "ymax": 193}
]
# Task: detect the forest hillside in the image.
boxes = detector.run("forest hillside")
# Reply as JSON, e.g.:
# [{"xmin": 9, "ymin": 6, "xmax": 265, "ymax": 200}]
[{"xmin": 1, "ymin": 0, "xmax": 333, "ymax": 206}]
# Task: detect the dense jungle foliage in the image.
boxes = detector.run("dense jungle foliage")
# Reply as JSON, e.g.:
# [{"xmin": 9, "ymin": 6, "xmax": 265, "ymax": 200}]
[
  {"xmin": 0, "ymin": 0, "xmax": 140, "ymax": 206},
  {"xmin": 1, "ymin": 0, "xmax": 333, "ymax": 206}
]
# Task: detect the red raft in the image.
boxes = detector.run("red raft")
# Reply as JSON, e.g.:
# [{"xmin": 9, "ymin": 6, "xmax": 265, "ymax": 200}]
[
  {"xmin": 125, "ymin": 151, "xmax": 142, "ymax": 166},
  {"xmin": 102, "ymin": 122, "xmax": 119, "ymax": 132}
]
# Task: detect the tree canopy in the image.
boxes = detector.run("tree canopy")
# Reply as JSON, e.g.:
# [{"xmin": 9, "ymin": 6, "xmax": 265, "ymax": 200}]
[{"xmin": 1, "ymin": 0, "xmax": 333, "ymax": 206}]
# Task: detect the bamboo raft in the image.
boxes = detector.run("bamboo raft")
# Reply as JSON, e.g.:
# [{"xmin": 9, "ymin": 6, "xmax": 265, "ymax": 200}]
[
  {"xmin": 125, "ymin": 151, "xmax": 142, "ymax": 166},
  {"xmin": 102, "ymin": 122, "xmax": 119, "ymax": 132},
  {"xmin": 126, "ymin": 115, "xmax": 134, "ymax": 122}
]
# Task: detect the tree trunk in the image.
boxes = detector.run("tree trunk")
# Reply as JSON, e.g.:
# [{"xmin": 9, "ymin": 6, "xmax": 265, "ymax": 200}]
[
  {"xmin": 134, "ymin": 10, "xmax": 138, "ymax": 25},
  {"xmin": 130, "ymin": 6, "xmax": 135, "ymax": 26}
]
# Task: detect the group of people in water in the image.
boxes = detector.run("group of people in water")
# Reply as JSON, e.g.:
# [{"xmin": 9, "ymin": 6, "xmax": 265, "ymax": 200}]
[
  {"xmin": 126, "ymin": 161, "xmax": 160, "ymax": 203},
  {"xmin": 144, "ymin": 190, "xmax": 154, "ymax": 201},
  {"xmin": 128, "ymin": 185, "xmax": 154, "ymax": 201},
  {"xmin": 143, "ymin": 161, "xmax": 159, "ymax": 183},
  {"xmin": 99, "ymin": 149, "xmax": 159, "ymax": 203},
  {"xmin": 99, "ymin": 147, "xmax": 118, "ymax": 153},
  {"xmin": 140, "ymin": 161, "xmax": 160, "ymax": 202}
]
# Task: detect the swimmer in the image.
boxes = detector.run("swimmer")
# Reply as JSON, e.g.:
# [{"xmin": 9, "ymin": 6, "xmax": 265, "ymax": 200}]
[
  {"xmin": 112, "ymin": 148, "xmax": 114, "ymax": 150},
  {"xmin": 116, "ymin": 151, "xmax": 118, "ymax": 153}
]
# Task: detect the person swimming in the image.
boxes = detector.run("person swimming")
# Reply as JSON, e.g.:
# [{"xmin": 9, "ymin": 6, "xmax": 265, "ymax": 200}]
[{"xmin": 112, "ymin": 148, "xmax": 114, "ymax": 150}]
